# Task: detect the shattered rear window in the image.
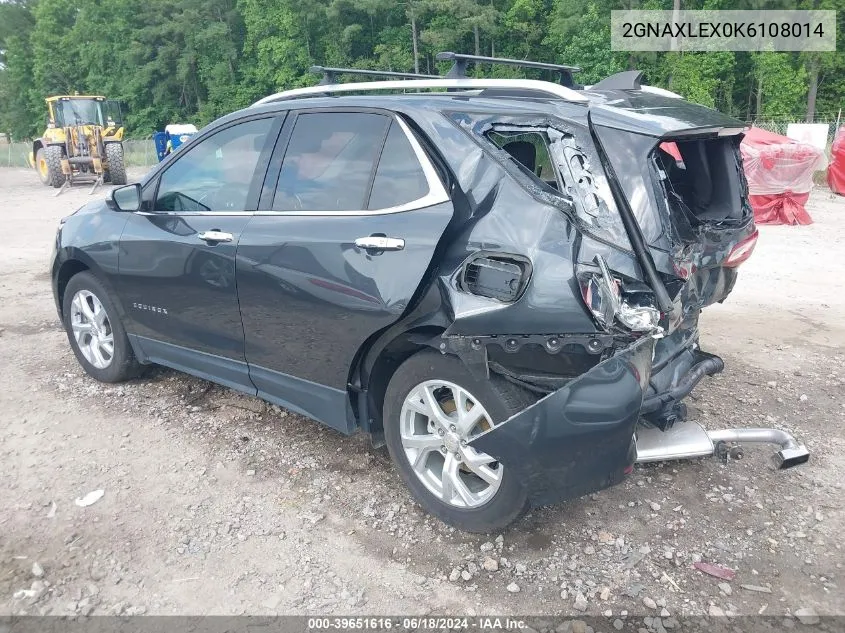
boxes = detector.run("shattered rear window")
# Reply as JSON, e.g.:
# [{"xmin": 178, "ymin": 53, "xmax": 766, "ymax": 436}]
[
  {"xmin": 486, "ymin": 130, "xmax": 561, "ymax": 193},
  {"xmin": 455, "ymin": 113, "xmax": 631, "ymax": 250}
]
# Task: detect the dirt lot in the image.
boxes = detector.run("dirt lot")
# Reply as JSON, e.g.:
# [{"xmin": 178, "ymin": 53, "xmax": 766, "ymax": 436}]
[{"xmin": 1, "ymin": 167, "xmax": 843, "ymax": 622}]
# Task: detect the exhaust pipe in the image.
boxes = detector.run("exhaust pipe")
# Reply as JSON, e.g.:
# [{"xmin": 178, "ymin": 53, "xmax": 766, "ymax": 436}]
[
  {"xmin": 641, "ymin": 354, "xmax": 724, "ymax": 415},
  {"xmin": 707, "ymin": 428, "xmax": 810, "ymax": 469},
  {"xmin": 636, "ymin": 421, "xmax": 809, "ymax": 469}
]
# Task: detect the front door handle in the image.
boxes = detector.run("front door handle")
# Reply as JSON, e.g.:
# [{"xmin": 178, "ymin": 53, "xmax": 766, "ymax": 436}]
[
  {"xmin": 354, "ymin": 236, "xmax": 405, "ymax": 252},
  {"xmin": 198, "ymin": 230, "xmax": 234, "ymax": 244}
]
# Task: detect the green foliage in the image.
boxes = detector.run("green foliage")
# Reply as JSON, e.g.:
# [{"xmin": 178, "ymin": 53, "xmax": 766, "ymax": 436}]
[
  {"xmin": 0, "ymin": 0, "xmax": 842, "ymax": 140},
  {"xmin": 752, "ymin": 52, "xmax": 807, "ymax": 118},
  {"xmin": 546, "ymin": 1, "xmax": 625, "ymax": 85},
  {"xmin": 665, "ymin": 52, "xmax": 735, "ymax": 111}
]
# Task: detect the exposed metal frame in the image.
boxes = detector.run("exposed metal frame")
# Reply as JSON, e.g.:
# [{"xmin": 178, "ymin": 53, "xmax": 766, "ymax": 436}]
[{"xmin": 252, "ymin": 78, "xmax": 589, "ymax": 107}]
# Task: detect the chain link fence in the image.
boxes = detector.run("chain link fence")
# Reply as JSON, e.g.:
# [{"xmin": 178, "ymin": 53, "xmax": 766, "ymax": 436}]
[
  {"xmin": 751, "ymin": 118, "xmax": 841, "ymax": 148},
  {"xmin": 1, "ymin": 139, "xmax": 158, "ymax": 169}
]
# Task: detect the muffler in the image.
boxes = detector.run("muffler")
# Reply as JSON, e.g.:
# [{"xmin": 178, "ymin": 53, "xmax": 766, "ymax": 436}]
[{"xmin": 636, "ymin": 421, "xmax": 809, "ymax": 469}]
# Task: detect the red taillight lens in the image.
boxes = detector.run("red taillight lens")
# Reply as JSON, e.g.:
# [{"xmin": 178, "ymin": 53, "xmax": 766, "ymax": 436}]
[{"xmin": 724, "ymin": 229, "xmax": 758, "ymax": 268}]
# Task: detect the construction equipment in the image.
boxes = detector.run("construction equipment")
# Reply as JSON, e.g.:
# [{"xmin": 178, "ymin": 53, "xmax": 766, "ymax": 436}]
[{"xmin": 28, "ymin": 95, "xmax": 127, "ymax": 194}]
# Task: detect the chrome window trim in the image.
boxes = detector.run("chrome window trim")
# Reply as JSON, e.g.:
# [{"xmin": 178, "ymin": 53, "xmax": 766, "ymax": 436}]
[
  {"xmin": 259, "ymin": 114, "xmax": 449, "ymax": 217},
  {"xmin": 135, "ymin": 211, "xmax": 254, "ymax": 217},
  {"xmin": 252, "ymin": 78, "xmax": 589, "ymax": 106},
  {"xmin": 136, "ymin": 114, "xmax": 449, "ymax": 218}
]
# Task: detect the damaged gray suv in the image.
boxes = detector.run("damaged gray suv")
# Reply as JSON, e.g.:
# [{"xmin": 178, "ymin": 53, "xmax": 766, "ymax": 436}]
[{"xmin": 51, "ymin": 53, "xmax": 808, "ymax": 532}]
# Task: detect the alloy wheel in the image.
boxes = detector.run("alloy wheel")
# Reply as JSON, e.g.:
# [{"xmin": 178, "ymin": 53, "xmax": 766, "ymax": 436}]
[
  {"xmin": 70, "ymin": 289, "xmax": 114, "ymax": 369},
  {"xmin": 399, "ymin": 380, "xmax": 502, "ymax": 508}
]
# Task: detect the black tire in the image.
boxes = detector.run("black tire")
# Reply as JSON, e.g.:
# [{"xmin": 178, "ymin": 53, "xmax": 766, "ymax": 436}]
[
  {"xmin": 383, "ymin": 350, "xmax": 535, "ymax": 533},
  {"xmin": 62, "ymin": 271, "xmax": 140, "ymax": 383},
  {"xmin": 43, "ymin": 145, "xmax": 66, "ymax": 188},
  {"xmin": 105, "ymin": 143, "xmax": 127, "ymax": 185}
]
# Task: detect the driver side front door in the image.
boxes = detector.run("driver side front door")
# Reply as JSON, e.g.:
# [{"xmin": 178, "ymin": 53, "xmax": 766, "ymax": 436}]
[{"xmin": 117, "ymin": 115, "xmax": 282, "ymax": 392}]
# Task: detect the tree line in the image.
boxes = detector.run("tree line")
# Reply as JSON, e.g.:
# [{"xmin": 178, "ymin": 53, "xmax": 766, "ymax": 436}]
[{"xmin": 0, "ymin": 0, "xmax": 842, "ymax": 140}]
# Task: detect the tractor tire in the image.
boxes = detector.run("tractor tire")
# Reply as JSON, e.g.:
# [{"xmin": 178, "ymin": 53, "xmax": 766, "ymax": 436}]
[
  {"xmin": 43, "ymin": 145, "xmax": 67, "ymax": 188},
  {"xmin": 105, "ymin": 143, "xmax": 127, "ymax": 185},
  {"xmin": 35, "ymin": 148, "xmax": 51, "ymax": 186}
]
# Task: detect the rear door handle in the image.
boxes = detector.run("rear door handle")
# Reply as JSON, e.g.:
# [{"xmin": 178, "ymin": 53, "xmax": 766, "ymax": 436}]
[
  {"xmin": 198, "ymin": 230, "xmax": 234, "ymax": 243},
  {"xmin": 354, "ymin": 236, "xmax": 405, "ymax": 251}
]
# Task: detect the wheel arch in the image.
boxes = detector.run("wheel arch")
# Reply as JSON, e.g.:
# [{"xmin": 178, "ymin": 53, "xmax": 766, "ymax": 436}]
[
  {"xmin": 56, "ymin": 259, "xmax": 91, "ymax": 319},
  {"xmin": 359, "ymin": 324, "xmax": 447, "ymax": 445},
  {"xmin": 349, "ymin": 280, "xmax": 453, "ymax": 443},
  {"xmin": 54, "ymin": 250, "xmax": 128, "ymax": 323},
  {"xmin": 32, "ymin": 139, "xmax": 44, "ymax": 158}
]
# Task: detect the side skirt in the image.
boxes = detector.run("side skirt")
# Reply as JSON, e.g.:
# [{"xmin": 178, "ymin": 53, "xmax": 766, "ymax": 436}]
[
  {"xmin": 249, "ymin": 364, "xmax": 355, "ymax": 434},
  {"xmin": 128, "ymin": 335, "xmax": 357, "ymax": 435},
  {"xmin": 128, "ymin": 335, "xmax": 257, "ymax": 397}
]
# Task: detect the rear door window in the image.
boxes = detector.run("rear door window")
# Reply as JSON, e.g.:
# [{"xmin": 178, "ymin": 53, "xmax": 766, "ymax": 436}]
[
  {"xmin": 273, "ymin": 112, "xmax": 389, "ymax": 212},
  {"xmin": 367, "ymin": 122, "xmax": 429, "ymax": 209}
]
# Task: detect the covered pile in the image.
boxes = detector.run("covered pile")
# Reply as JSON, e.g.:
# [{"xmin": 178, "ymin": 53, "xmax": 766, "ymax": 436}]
[
  {"xmin": 739, "ymin": 127, "xmax": 826, "ymax": 225},
  {"xmin": 828, "ymin": 126, "xmax": 845, "ymax": 196}
]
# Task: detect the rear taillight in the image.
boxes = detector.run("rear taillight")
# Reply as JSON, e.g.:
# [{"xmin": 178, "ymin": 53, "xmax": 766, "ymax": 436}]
[
  {"xmin": 579, "ymin": 256, "xmax": 662, "ymax": 334},
  {"xmin": 724, "ymin": 229, "xmax": 759, "ymax": 268}
]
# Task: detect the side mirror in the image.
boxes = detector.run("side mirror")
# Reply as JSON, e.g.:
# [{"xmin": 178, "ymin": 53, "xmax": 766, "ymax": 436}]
[{"xmin": 109, "ymin": 183, "xmax": 141, "ymax": 212}]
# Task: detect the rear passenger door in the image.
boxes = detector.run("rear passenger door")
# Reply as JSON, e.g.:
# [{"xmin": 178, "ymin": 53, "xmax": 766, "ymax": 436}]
[{"xmin": 235, "ymin": 109, "xmax": 454, "ymax": 431}]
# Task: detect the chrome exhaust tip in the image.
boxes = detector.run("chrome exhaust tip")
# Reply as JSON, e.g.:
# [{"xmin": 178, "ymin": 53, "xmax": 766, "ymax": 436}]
[
  {"xmin": 636, "ymin": 423, "xmax": 810, "ymax": 468},
  {"xmin": 775, "ymin": 446, "xmax": 811, "ymax": 469}
]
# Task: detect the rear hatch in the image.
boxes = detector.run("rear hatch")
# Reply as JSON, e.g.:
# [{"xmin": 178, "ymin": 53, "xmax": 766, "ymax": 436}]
[{"xmin": 584, "ymin": 90, "xmax": 757, "ymax": 332}]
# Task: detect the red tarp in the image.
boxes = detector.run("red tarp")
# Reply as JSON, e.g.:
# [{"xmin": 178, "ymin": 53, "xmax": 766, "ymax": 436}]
[
  {"xmin": 739, "ymin": 127, "xmax": 826, "ymax": 225},
  {"xmin": 828, "ymin": 126, "xmax": 845, "ymax": 196}
]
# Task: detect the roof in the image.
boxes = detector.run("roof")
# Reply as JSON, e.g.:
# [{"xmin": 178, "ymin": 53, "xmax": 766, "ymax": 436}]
[
  {"xmin": 165, "ymin": 124, "xmax": 198, "ymax": 135},
  {"xmin": 46, "ymin": 95, "xmax": 106, "ymax": 102},
  {"xmin": 242, "ymin": 87, "xmax": 744, "ymax": 140}
]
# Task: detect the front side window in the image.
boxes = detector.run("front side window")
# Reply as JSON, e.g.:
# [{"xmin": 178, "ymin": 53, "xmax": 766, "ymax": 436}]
[
  {"xmin": 156, "ymin": 118, "xmax": 274, "ymax": 212},
  {"xmin": 273, "ymin": 113, "xmax": 390, "ymax": 212}
]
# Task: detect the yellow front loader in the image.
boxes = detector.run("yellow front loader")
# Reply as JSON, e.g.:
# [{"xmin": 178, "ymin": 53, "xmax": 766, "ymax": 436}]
[{"xmin": 28, "ymin": 95, "xmax": 127, "ymax": 193}]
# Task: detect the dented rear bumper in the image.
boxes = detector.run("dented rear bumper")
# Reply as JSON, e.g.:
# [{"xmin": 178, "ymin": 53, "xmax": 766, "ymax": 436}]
[{"xmin": 469, "ymin": 336, "xmax": 655, "ymax": 507}]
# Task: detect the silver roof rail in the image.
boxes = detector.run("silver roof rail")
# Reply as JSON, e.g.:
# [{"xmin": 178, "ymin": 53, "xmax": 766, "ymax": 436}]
[{"xmin": 251, "ymin": 78, "xmax": 589, "ymax": 107}]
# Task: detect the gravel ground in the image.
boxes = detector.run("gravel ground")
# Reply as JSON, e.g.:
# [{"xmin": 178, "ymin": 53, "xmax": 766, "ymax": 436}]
[{"xmin": 1, "ymin": 167, "xmax": 843, "ymax": 622}]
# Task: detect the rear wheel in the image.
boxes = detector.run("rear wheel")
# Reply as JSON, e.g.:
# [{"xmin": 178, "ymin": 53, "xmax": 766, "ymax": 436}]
[
  {"xmin": 62, "ymin": 272, "xmax": 140, "ymax": 383},
  {"xmin": 105, "ymin": 143, "xmax": 127, "ymax": 185},
  {"xmin": 43, "ymin": 145, "xmax": 66, "ymax": 188},
  {"xmin": 383, "ymin": 350, "xmax": 534, "ymax": 532}
]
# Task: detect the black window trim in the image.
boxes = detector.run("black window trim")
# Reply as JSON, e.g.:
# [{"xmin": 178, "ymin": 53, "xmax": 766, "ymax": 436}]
[
  {"xmin": 259, "ymin": 107, "xmax": 449, "ymax": 217},
  {"xmin": 141, "ymin": 113, "xmax": 286, "ymax": 217}
]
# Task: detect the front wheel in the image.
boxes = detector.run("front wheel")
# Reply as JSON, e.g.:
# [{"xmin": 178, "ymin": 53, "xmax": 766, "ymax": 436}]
[
  {"xmin": 43, "ymin": 145, "xmax": 66, "ymax": 188},
  {"xmin": 35, "ymin": 148, "xmax": 51, "ymax": 185},
  {"xmin": 62, "ymin": 272, "xmax": 140, "ymax": 383},
  {"xmin": 383, "ymin": 351, "xmax": 534, "ymax": 532}
]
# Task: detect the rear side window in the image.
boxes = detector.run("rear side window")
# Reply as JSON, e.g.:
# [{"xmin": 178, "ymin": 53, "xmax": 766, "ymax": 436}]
[
  {"xmin": 273, "ymin": 113, "xmax": 389, "ymax": 211},
  {"xmin": 368, "ymin": 122, "xmax": 429, "ymax": 209},
  {"xmin": 487, "ymin": 131, "xmax": 560, "ymax": 192}
]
